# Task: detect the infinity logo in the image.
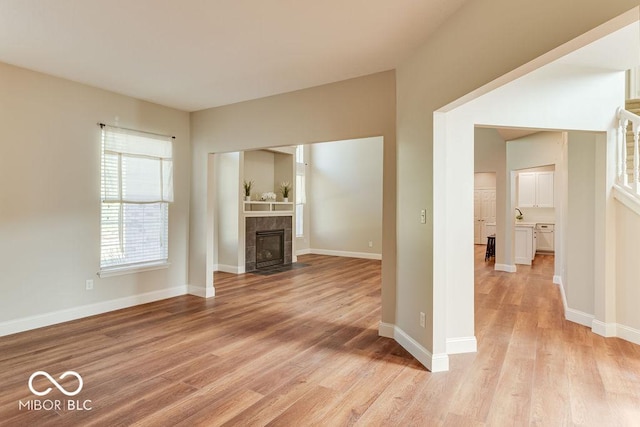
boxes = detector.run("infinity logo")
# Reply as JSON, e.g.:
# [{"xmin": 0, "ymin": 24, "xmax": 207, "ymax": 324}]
[{"xmin": 28, "ymin": 371, "xmax": 83, "ymax": 397}]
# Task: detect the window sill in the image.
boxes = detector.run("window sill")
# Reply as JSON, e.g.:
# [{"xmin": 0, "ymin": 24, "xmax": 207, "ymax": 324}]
[{"xmin": 98, "ymin": 261, "xmax": 170, "ymax": 278}]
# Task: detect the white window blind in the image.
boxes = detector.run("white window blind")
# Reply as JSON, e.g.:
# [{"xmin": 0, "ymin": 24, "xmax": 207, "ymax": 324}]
[{"xmin": 100, "ymin": 125, "xmax": 173, "ymax": 271}]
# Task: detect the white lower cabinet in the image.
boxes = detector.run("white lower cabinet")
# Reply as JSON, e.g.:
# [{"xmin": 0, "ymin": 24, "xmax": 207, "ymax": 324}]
[
  {"xmin": 535, "ymin": 223, "xmax": 554, "ymax": 252},
  {"xmin": 515, "ymin": 225, "xmax": 535, "ymax": 265}
]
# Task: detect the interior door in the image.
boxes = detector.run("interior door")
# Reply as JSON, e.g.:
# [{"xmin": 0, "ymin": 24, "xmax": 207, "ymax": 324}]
[
  {"xmin": 474, "ymin": 190, "xmax": 483, "ymax": 244},
  {"xmin": 474, "ymin": 188, "xmax": 496, "ymax": 244},
  {"xmin": 481, "ymin": 190, "xmax": 496, "ymax": 241}
]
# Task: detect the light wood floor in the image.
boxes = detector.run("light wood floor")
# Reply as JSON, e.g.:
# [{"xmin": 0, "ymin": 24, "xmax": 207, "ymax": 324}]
[{"xmin": 1, "ymin": 252, "xmax": 640, "ymax": 426}]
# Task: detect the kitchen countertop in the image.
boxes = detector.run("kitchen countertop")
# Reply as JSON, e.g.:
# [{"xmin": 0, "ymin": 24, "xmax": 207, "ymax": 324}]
[{"xmin": 516, "ymin": 221, "xmax": 555, "ymax": 227}]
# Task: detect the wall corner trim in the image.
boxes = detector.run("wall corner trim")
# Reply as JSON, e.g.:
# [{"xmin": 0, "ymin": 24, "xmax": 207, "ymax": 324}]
[
  {"xmin": 0, "ymin": 286, "xmax": 188, "ymax": 337},
  {"xmin": 592, "ymin": 319, "xmax": 617, "ymax": 338},
  {"xmin": 495, "ymin": 264, "xmax": 517, "ymax": 273},
  {"xmin": 188, "ymin": 285, "xmax": 215, "ymax": 298},
  {"xmin": 446, "ymin": 336, "xmax": 478, "ymax": 354},
  {"xmin": 378, "ymin": 322, "xmax": 449, "ymax": 372},
  {"xmin": 557, "ymin": 276, "xmax": 594, "ymax": 328}
]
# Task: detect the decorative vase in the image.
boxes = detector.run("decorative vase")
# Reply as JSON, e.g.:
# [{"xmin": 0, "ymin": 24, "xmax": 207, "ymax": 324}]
[
  {"xmin": 245, "ymin": 196, "xmax": 251, "ymax": 201},
  {"xmin": 283, "ymin": 197, "xmax": 288, "ymax": 203}
]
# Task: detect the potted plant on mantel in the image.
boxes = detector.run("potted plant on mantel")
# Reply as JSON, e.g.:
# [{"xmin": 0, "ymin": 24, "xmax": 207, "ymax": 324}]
[
  {"xmin": 280, "ymin": 181, "xmax": 291, "ymax": 202},
  {"xmin": 243, "ymin": 180, "xmax": 253, "ymax": 201}
]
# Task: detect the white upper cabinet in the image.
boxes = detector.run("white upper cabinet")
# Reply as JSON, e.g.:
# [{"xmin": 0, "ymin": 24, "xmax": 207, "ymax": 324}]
[
  {"xmin": 518, "ymin": 173, "xmax": 537, "ymax": 207},
  {"xmin": 535, "ymin": 172, "xmax": 554, "ymax": 207},
  {"xmin": 518, "ymin": 171, "xmax": 554, "ymax": 208}
]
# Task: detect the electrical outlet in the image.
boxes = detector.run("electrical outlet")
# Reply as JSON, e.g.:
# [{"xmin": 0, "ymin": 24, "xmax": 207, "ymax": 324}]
[
  {"xmin": 419, "ymin": 312, "xmax": 426, "ymax": 328},
  {"xmin": 368, "ymin": 241, "xmax": 373, "ymax": 248},
  {"xmin": 85, "ymin": 279, "xmax": 94, "ymax": 291}
]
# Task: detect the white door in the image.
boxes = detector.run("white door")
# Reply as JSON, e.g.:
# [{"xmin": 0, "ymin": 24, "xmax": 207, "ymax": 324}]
[
  {"xmin": 474, "ymin": 190, "xmax": 483, "ymax": 244},
  {"xmin": 474, "ymin": 188, "xmax": 496, "ymax": 244}
]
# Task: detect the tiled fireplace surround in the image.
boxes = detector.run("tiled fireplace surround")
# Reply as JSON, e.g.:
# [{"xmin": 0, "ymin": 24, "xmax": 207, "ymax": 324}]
[{"xmin": 245, "ymin": 216, "xmax": 292, "ymax": 272}]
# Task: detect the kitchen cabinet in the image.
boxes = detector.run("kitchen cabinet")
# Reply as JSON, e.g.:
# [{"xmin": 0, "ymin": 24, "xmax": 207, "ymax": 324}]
[
  {"xmin": 515, "ymin": 224, "xmax": 535, "ymax": 265},
  {"xmin": 535, "ymin": 223, "xmax": 554, "ymax": 252},
  {"xmin": 518, "ymin": 171, "xmax": 554, "ymax": 208}
]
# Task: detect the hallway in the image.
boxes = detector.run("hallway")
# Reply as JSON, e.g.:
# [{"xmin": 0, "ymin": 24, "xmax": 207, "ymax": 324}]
[{"xmin": 469, "ymin": 245, "xmax": 640, "ymax": 425}]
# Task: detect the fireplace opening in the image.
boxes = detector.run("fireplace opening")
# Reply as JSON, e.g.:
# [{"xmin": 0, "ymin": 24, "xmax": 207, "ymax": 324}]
[{"xmin": 256, "ymin": 229, "xmax": 285, "ymax": 269}]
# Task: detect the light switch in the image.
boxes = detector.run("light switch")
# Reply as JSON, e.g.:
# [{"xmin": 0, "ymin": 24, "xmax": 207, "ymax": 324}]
[{"xmin": 420, "ymin": 209, "xmax": 427, "ymax": 224}]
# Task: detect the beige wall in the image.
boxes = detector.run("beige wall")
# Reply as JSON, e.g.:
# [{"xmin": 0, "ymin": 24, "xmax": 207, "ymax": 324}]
[
  {"xmin": 214, "ymin": 152, "xmax": 240, "ymax": 268},
  {"xmin": 567, "ymin": 132, "xmax": 598, "ymax": 315},
  {"xmin": 273, "ymin": 151, "xmax": 294, "ymax": 202},
  {"xmin": 615, "ymin": 202, "xmax": 640, "ymax": 331},
  {"xmin": 189, "ymin": 71, "xmax": 396, "ymax": 322},
  {"xmin": 396, "ymin": 0, "xmax": 637, "ymax": 358},
  {"xmin": 308, "ymin": 137, "xmax": 383, "ymax": 256},
  {"xmin": 244, "ymin": 150, "xmax": 275, "ymax": 198},
  {"xmin": 474, "ymin": 172, "xmax": 497, "ymax": 189},
  {"xmin": 0, "ymin": 62, "xmax": 190, "ymax": 328},
  {"xmin": 475, "ymin": 128, "xmax": 507, "ymax": 266}
]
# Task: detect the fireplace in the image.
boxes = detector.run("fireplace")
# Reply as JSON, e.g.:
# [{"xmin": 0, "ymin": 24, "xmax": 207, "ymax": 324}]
[
  {"xmin": 245, "ymin": 216, "xmax": 292, "ymax": 272},
  {"xmin": 256, "ymin": 229, "xmax": 285, "ymax": 269}
]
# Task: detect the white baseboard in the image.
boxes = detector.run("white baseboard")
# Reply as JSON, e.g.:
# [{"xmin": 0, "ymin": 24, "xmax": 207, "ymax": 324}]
[
  {"xmin": 188, "ymin": 285, "xmax": 215, "ymax": 298},
  {"xmin": 214, "ymin": 264, "xmax": 243, "ymax": 274},
  {"xmin": 556, "ymin": 276, "xmax": 594, "ymax": 328},
  {"xmin": 591, "ymin": 321, "xmax": 640, "ymax": 344},
  {"xmin": 556, "ymin": 275, "xmax": 640, "ymax": 345},
  {"xmin": 566, "ymin": 308, "xmax": 595, "ymax": 328},
  {"xmin": 556, "ymin": 275, "xmax": 568, "ymax": 312},
  {"xmin": 446, "ymin": 336, "xmax": 478, "ymax": 354},
  {"xmin": 307, "ymin": 248, "xmax": 382, "ymax": 260},
  {"xmin": 592, "ymin": 319, "xmax": 616, "ymax": 337},
  {"xmin": 615, "ymin": 323, "xmax": 640, "ymax": 345},
  {"xmin": 495, "ymin": 264, "xmax": 516, "ymax": 273},
  {"xmin": 378, "ymin": 322, "xmax": 449, "ymax": 372},
  {"xmin": 378, "ymin": 321, "xmax": 395, "ymax": 338},
  {"xmin": 0, "ymin": 286, "xmax": 188, "ymax": 337},
  {"xmin": 296, "ymin": 248, "xmax": 312, "ymax": 256}
]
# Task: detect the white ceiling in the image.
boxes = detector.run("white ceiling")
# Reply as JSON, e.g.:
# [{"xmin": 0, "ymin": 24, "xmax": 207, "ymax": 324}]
[{"xmin": 0, "ymin": 0, "xmax": 468, "ymax": 112}]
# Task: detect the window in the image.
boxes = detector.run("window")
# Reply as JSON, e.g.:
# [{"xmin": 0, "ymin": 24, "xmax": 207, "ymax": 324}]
[
  {"xmin": 100, "ymin": 125, "xmax": 173, "ymax": 274},
  {"xmin": 295, "ymin": 145, "xmax": 306, "ymax": 238}
]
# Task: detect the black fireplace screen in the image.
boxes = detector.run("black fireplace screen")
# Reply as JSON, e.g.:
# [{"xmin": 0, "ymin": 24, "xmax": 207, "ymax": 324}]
[{"xmin": 256, "ymin": 229, "xmax": 285, "ymax": 269}]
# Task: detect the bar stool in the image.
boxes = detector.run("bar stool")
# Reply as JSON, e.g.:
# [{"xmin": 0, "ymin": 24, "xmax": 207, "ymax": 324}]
[{"xmin": 485, "ymin": 234, "xmax": 495, "ymax": 261}]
